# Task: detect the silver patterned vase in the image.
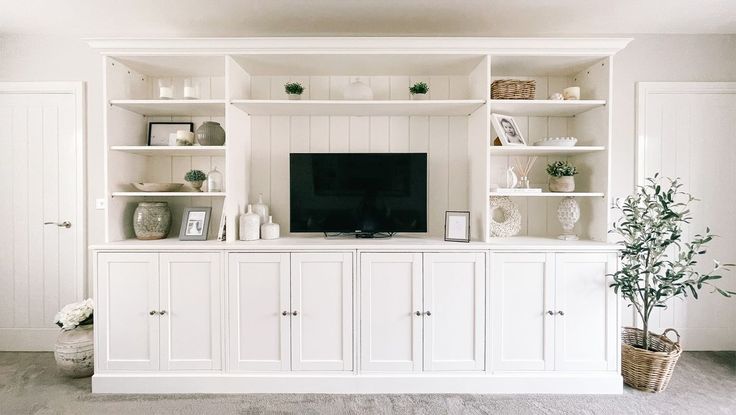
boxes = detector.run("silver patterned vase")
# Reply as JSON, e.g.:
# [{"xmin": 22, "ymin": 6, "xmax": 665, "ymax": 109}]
[
  {"xmin": 54, "ymin": 324, "xmax": 94, "ymax": 378},
  {"xmin": 195, "ymin": 121, "xmax": 226, "ymax": 146},
  {"xmin": 133, "ymin": 202, "xmax": 171, "ymax": 240}
]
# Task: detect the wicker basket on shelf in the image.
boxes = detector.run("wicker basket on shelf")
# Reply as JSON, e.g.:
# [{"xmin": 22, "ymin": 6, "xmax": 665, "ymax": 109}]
[
  {"xmin": 491, "ymin": 79, "xmax": 536, "ymax": 100},
  {"xmin": 621, "ymin": 327, "xmax": 682, "ymax": 393}
]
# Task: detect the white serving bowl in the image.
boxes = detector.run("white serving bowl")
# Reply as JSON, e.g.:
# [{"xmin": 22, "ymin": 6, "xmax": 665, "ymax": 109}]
[
  {"xmin": 534, "ymin": 137, "xmax": 578, "ymax": 147},
  {"xmin": 131, "ymin": 183, "xmax": 184, "ymax": 192}
]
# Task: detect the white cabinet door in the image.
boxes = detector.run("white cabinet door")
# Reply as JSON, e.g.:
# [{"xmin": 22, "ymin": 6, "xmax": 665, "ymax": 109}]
[
  {"xmin": 96, "ymin": 253, "xmax": 159, "ymax": 371},
  {"xmin": 228, "ymin": 253, "xmax": 290, "ymax": 371},
  {"xmin": 491, "ymin": 253, "xmax": 555, "ymax": 371},
  {"xmin": 159, "ymin": 253, "xmax": 222, "ymax": 371},
  {"xmin": 291, "ymin": 252, "xmax": 353, "ymax": 371},
  {"xmin": 360, "ymin": 253, "xmax": 423, "ymax": 372},
  {"xmin": 554, "ymin": 253, "xmax": 618, "ymax": 371},
  {"xmin": 423, "ymin": 253, "xmax": 486, "ymax": 371}
]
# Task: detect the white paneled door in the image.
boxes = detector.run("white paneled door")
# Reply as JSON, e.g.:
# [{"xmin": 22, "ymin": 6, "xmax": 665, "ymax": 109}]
[
  {"xmin": 0, "ymin": 83, "xmax": 85, "ymax": 351},
  {"xmin": 637, "ymin": 82, "xmax": 736, "ymax": 350}
]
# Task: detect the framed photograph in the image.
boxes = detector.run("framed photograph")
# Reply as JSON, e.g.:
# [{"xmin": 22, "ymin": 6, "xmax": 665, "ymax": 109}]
[
  {"xmin": 148, "ymin": 122, "xmax": 194, "ymax": 146},
  {"xmin": 179, "ymin": 207, "xmax": 212, "ymax": 241},
  {"xmin": 445, "ymin": 211, "xmax": 470, "ymax": 243},
  {"xmin": 491, "ymin": 114, "xmax": 526, "ymax": 146}
]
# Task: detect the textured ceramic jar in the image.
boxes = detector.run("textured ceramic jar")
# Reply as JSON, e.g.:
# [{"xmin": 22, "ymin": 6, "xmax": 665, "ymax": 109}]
[
  {"xmin": 261, "ymin": 216, "xmax": 280, "ymax": 240},
  {"xmin": 557, "ymin": 196, "xmax": 581, "ymax": 240},
  {"xmin": 133, "ymin": 202, "xmax": 171, "ymax": 240},
  {"xmin": 549, "ymin": 176, "xmax": 575, "ymax": 192},
  {"xmin": 239, "ymin": 204, "xmax": 261, "ymax": 241},
  {"xmin": 196, "ymin": 121, "xmax": 226, "ymax": 146},
  {"xmin": 54, "ymin": 324, "xmax": 94, "ymax": 378},
  {"xmin": 252, "ymin": 193, "xmax": 269, "ymax": 224}
]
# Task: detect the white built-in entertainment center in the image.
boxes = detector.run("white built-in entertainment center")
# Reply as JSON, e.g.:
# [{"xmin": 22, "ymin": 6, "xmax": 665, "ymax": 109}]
[{"xmin": 90, "ymin": 37, "xmax": 630, "ymax": 394}]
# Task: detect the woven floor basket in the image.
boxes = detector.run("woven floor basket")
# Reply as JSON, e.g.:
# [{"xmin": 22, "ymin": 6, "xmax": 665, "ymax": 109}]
[
  {"xmin": 491, "ymin": 79, "xmax": 536, "ymax": 99},
  {"xmin": 621, "ymin": 327, "xmax": 682, "ymax": 393}
]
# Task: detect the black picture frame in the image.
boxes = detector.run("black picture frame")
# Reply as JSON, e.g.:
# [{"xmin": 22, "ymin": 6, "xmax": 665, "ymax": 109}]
[
  {"xmin": 148, "ymin": 122, "xmax": 194, "ymax": 146},
  {"xmin": 444, "ymin": 211, "xmax": 471, "ymax": 243}
]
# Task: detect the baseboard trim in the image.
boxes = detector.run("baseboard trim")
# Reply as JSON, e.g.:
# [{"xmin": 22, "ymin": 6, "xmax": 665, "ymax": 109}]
[
  {"xmin": 0, "ymin": 328, "xmax": 58, "ymax": 351},
  {"xmin": 92, "ymin": 372, "xmax": 624, "ymax": 394}
]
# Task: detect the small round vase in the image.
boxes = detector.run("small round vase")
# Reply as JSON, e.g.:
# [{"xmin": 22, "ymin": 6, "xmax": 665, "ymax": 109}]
[
  {"xmin": 549, "ymin": 176, "xmax": 575, "ymax": 192},
  {"xmin": 133, "ymin": 202, "xmax": 171, "ymax": 240},
  {"xmin": 54, "ymin": 324, "xmax": 94, "ymax": 378},
  {"xmin": 411, "ymin": 93, "xmax": 429, "ymax": 100},
  {"xmin": 557, "ymin": 196, "xmax": 580, "ymax": 240},
  {"xmin": 239, "ymin": 204, "xmax": 261, "ymax": 241},
  {"xmin": 343, "ymin": 78, "xmax": 373, "ymax": 100},
  {"xmin": 189, "ymin": 180, "xmax": 204, "ymax": 192},
  {"xmin": 261, "ymin": 216, "xmax": 280, "ymax": 240},
  {"xmin": 195, "ymin": 121, "xmax": 226, "ymax": 146}
]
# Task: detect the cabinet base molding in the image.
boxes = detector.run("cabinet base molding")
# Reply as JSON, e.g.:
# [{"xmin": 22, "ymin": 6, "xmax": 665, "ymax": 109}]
[{"xmin": 92, "ymin": 373, "xmax": 623, "ymax": 395}]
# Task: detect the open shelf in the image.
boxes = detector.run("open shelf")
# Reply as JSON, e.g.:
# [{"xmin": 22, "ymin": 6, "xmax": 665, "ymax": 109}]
[
  {"xmin": 489, "ymin": 192, "xmax": 605, "ymax": 197},
  {"xmin": 110, "ymin": 146, "xmax": 226, "ymax": 157},
  {"xmin": 489, "ymin": 146, "xmax": 605, "ymax": 156},
  {"xmin": 490, "ymin": 100, "xmax": 606, "ymax": 116},
  {"xmin": 232, "ymin": 99, "xmax": 486, "ymax": 116},
  {"xmin": 109, "ymin": 99, "xmax": 226, "ymax": 116},
  {"xmin": 112, "ymin": 192, "xmax": 226, "ymax": 198}
]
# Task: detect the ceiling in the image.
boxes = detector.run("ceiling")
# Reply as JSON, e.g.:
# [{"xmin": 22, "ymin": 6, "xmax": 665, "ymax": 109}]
[{"xmin": 1, "ymin": 0, "xmax": 734, "ymax": 37}]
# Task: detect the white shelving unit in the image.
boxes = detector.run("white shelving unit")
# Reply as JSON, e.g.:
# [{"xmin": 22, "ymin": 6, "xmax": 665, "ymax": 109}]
[
  {"xmin": 99, "ymin": 38, "xmax": 624, "ymax": 243},
  {"xmin": 489, "ymin": 192, "xmax": 605, "ymax": 197},
  {"xmin": 111, "ymin": 192, "xmax": 226, "ymax": 197}
]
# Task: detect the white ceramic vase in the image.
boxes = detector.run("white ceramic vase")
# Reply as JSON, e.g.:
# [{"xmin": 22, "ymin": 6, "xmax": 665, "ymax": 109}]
[
  {"xmin": 557, "ymin": 196, "xmax": 580, "ymax": 240},
  {"xmin": 549, "ymin": 176, "xmax": 575, "ymax": 192},
  {"xmin": 239, "ymin": 204, "xmax": 261, "ymax": 241},
  {"xmin": 287, "ymin": 93, "xmax": 301, "ymax": 100},
  {"xmin": 252, "ymin": 193, "xmax": 269, "ymax": 224},
  {"xmin": 261, "ymin": 216, "xmax": 280, "ymax": 240},
  {"xmin": 343, "ymin": 77, "xmax": 373, "ymax": 100},
  {"xmin": 411, "ymin": 93, "xmax": 429, "ymax": 100},
  {"xmin": 54, "ymin": 324, "xmax": 94, "ymax": 378}
]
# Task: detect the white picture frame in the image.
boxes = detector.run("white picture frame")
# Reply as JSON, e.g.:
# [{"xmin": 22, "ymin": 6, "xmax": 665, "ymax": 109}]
[
  {"xmin": 444, "ymin": 211, "xmax": 470, "ymax": 243},
  {"xmin": 491, "ymin": 113, "xmax": 526, "ymax": 146}
]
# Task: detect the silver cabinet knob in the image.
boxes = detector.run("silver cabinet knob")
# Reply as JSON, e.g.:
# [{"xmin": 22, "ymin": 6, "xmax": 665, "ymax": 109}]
[
  {"xmin": 557, "ymin": 311, "xmax": 565, "ymax": 316},
  {"xmin": 44, "ymin": 221, "xmax": 71, "ymax": 228},
  {"xmin": 415, "ymin": 311, "xmax": 422, "ymax": 316},
  {"xmin": 282, "ymin": 311, "xmax": 289, "ymax": 316},
  {"xmin": 292, "ymin": 310, "xmax": 298, "ymax": 316},
  {"xmin": 149, "ymin": 310, "xmax": 158, "ymax": 316},
  {"xmin": 547, "ymin": 310, "xmax": 554, "ymax": 316},
  {"xmin": 159, "ymin": 310, "xmax": 167, "ymax": 315},
  {"xmin": 424, "ymin": 311, "xmax": 432, "ymax": 316}
]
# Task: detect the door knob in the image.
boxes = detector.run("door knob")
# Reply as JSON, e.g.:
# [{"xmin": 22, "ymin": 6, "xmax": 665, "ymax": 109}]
[
  {"xmin": 424, "ymin": 311, "xmax": 432, "ymax": 316},
  {"xmin": 292, "ymin": 310, "xmax": 298, "ymax": 316},
  {"xmin": 557, "ymin": 311, "xmax": 565, "ymax": 316},
  {"xmin": 415, "ymin": 311, "xmax": 422, "ymax": 316},
  {"xmin": 44, "ymin": 221, "xmax": 71, "ymax": 228},
  {"xmin": 547, "ymin": 310, "xmax": 554, "ymax": 315},
  {"xmin": 149, "ymin": 310, "xmax": 158, "ymax": 316},
  {"xmin": 282, "ymin": 311, "xmax": 289, "ymax": 316},
  {"xmin": 159, "ymin": 310, "xmax": 167, "ymax": 315}
]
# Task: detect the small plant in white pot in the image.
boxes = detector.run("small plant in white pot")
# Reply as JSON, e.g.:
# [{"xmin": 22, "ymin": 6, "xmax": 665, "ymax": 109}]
[
  {"xmin": 409, "ymin": 82, "xmax": 429, "ymax": 100},
  {"xmin": 284, "ymin": 82, "xmax": 304, "ymax": 100},
  {"xmin": 611, "ymin": 175, "xmax": 734, "ymax": 392},
  {"xmin": 546, "ymin": 160, "xmax": 577, "ymax": 192},
  {"xmin": 53, "ymin": 299, "xmax": 94, "ymax": 377},
  {"xmin": 185, "ymin": 169, "xmax": 207, "ymax": 191}
]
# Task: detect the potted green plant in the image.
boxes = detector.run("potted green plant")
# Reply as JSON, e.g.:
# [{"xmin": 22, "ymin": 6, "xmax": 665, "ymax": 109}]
[
  {"xmin": 185, "ymin": 169, "xmax": 207, "ymax": 192},
  {"xmin": 611, "ymin": 175, "xmax": 734, "ymax": 392},
  {"xmin": 409, "ymin": 82, "xmax": 429, "ymax": 100},
  {"xmin": 546, "ymin": 160, "xmax": 578, "ymax": 192},
  {"xmin": 284, "ymin": 82, "xmax": 304, "ymax": 100}
]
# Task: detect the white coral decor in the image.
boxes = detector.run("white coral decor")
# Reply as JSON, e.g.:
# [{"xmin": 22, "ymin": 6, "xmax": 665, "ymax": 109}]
[{"xmin": 54, "ymin": 299, "xmax": 94, "ymax": 330}]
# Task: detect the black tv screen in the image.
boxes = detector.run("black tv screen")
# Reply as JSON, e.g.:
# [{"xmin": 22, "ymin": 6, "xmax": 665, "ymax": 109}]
[{"xmin": 290, "ymin": 153, "xmax": 427, "ymax": 234}]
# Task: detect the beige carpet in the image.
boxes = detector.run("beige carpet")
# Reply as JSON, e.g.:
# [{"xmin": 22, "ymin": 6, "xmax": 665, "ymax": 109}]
[{"xmin": 1, "ymin": 351, "xmax": 734, "ymax": 415}]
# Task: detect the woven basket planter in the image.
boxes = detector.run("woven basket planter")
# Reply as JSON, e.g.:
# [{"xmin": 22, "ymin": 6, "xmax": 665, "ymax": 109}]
[
  {"xmin": 491, "ymin": 79, "xmax": 536, "ymax": 100},
  {"xmin": 621, "ymin": 327, "xmax": 682, "ymax": 393}
]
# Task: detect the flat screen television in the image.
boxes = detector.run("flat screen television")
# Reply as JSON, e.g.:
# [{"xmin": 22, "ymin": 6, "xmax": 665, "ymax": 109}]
[{"xmin": 290, "ymin": 153, "xmax": 427, "ymax": 236}]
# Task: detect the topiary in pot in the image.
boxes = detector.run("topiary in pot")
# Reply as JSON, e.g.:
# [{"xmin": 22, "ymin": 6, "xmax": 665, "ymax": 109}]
[
  {"xmin": 185, "ymin": 169, "xmax": 207, "ymax": 192},
  {"xmin": 610, "ymin": 174, "xmax": 734, "ymax": 392},
  {"xmin": 409, "ymin": 82, "xmax": 429, "ymax": 100},
  {"xmin": 546, "ymin": 160, "xmax": 578, "ymax": 192}
]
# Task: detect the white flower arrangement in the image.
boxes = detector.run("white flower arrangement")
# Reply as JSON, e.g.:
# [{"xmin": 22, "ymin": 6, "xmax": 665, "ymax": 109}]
[{"xmin": 54, "ymin": 298, "xmax": 94, "ymax": 330}]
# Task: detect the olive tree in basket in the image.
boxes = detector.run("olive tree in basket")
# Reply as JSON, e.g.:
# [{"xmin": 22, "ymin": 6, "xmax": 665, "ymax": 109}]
[{"xmin": 611, "ymin": 175, "xmax": 734, "ymax": 350}]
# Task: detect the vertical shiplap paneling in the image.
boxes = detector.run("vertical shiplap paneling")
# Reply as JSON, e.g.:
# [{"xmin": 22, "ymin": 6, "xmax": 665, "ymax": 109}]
[
  {"xmin": 428, "ymin": 117, "xmax": 450, "ymax": 236},
  {"xmin": 12, "ymin": 105, "xmax": 30, "ymax": 327},
  {"xmin": 309, "ymin": 77, "xmax": 330, "ymax": 100},
  {"xmin": 56, "ymin": 95, "xmax": 78, "ymax": 308},
  {"xmin": 270, "ymin": 116, "xmax": 291, "ymax": 231},
  {"xmin": 329, "ymin": 117, "xmax": 350, "ymax": 152},
  {"xmin": 0, "ymin": 105, "xmax": 13, "ymax": 326},
  {"xmin": 290, "ymin": 116, "xmax": 310, "ymax": 153},
  {"xmin": 448, "ymin": 116, "xmax": 469, "ymax": 211},
  {"xmin": 370, "ymin": 77, "xmax": 390, "ymax": 100},
  {"xmin": 27, "ymin": 106, "xmax": 45, "ymax": 326},
  {"xmin": 390, "ymin": 76, "xmax": 411, "ymax": 100},
  {"xmin": 42, "ymin": 105, "xmax": 60, "ymax": 323},
  {"xmin": 309, "ymin": 116, "xmax": 330, "ymax": 152},
  {"xmin": 250, "ymin": 116, "xmax": 272, "ymax": 206},
  {"xmin": 389, "ymin": 117, "xmax": 410, "ymax": 152},
  {"xmin": 409, "ymin": 116, "xmax": 429, "ymax": 152},
  {"xmin": 349, "ymin": 117, "xmax": 370, "ymax": 152},
  {"xmin": 369, "ymin": 117, "xmax": 390, "ymax": 152}
]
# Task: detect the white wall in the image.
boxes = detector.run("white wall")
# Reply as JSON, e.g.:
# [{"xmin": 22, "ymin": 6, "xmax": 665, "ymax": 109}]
[{"xmin": 2, "ymin": 34, "xmax": 736, "ymax": 330}]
